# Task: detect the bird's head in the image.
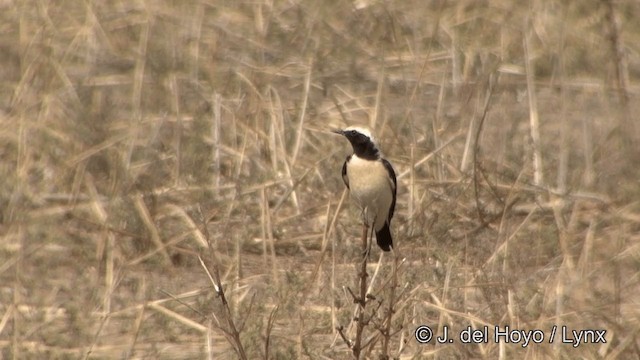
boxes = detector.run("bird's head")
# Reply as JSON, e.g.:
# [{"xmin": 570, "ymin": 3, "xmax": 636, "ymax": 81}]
[
  {"xmin": 332, "ymin": 126, "xmax": 379, "ymax": 159},
  {"xmin": 332, "ymin": 126, "xmax": 375, "ymax": 147}
]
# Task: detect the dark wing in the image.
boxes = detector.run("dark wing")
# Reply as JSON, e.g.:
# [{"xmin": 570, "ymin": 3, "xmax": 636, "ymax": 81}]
[
  {"xmin": 381, "ymin": 158, "xmax": 397, "ymax": 221},
  {"xmin": 341, "ymin": 155, "xmax": 351, "ymax": 189}
]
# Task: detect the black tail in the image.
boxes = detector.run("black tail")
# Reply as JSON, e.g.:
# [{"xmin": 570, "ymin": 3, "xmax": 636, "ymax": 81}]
[{"xmin": 375, "ymin": 223, "xmax": 393, "ymax": 252}]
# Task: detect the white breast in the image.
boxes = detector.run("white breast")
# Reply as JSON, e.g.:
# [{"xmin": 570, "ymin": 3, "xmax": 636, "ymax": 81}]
[{"xmin": 346, "ymin": 156, "xmax": 393, "ymax": 231}]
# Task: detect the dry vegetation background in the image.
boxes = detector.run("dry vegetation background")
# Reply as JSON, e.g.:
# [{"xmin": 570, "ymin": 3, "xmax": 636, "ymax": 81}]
[{"xmin": 1, "ymin": 0, "xmax": 640, "ymax": 359}]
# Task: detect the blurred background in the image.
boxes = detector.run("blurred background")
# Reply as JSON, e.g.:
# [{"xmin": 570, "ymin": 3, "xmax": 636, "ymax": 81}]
[{"xmin": 1, "ymin": 0, "xmax": 639, "ymax": 358}]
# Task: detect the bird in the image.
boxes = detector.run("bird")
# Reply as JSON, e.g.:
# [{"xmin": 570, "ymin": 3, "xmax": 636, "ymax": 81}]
[{"xmin": 332, "ymin": 126, "xmax": 397, "ymax": 252}]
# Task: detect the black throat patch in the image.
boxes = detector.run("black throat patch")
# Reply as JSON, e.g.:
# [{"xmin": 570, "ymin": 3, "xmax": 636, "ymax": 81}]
[{"xmin": 352, "ymin": 142, "xmax": 380, "ymax": 160}]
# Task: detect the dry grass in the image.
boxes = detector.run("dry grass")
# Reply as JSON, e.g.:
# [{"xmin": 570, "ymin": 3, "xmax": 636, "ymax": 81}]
[{"xmin": 1, "ymin": 0, "xmax": 640, "ymax": 359}]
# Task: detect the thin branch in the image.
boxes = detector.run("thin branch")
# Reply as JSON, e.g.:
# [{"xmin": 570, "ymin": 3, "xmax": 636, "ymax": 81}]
[
  {"xmin": 199, "ymin": 214, "xmax": 248, "ymax": 360},
  {"xmin": 524, "ymin": 19, "xmax": 544, "ymax": 193},
  {"xmin": 264, "ymin": 305, "xmax": 278, "ymax": 360},
  {"xmin": 353, "ymin": 223, "xmax": 370, "ymax": 359}
]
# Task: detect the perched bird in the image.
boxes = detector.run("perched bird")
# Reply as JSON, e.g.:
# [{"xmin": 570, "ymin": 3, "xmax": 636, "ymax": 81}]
[{"xmin": 333, "ymin": 126, "xmax": 397, "ymax": 251}]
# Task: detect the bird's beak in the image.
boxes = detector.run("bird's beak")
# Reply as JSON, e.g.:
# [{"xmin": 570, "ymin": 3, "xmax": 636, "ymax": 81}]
[{"xmin": 331, "ymin": 128, "xmax": 344, "ymax": 135}]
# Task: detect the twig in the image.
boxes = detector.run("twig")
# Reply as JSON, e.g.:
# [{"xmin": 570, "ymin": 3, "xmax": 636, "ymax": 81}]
[
  {"xmin": 336, "ymin": 325, "xmax": 352, "ymax": 349},
  {"xmin": 523, "ymin": 18, "xmax": 544, "ymax": 195},
  {"xmin": 353, "ymin": 223, "xmax": 370, "ymax": 359},
  {"xmin": 291, "ymin": 58, "xmax": 312, "ymax": 167},
  {"xmin": 148, "ymin": 303, "xmax": 208, "ymax": 333},
  {"xmin": 472, "ymin": 72, "xmax": 497, "ymax": 224},
  {"xmin": 264, "ymin": 305, "xmax": 278, "ymax": 360},
  {"xmin": 212, "ymin": 93, "xmax": 222, "ymax": 194},
  {"xmin": 132, "ymin": 193, "xmax": 172, "ymax": 265},
  {"xmin": 261, "ymin": 186, "xmax": 279, "ymax": 288},
  {"xmin": 199, "ymin": 216, "xmax": 248, "ymax": 360},
  {"xmin": 602, "ymin": 0, "xmax": 629, "ymax": 105},
  {"xmin": 124, "ymin": 283, "xmax": 147, "ymax": 359},
  {"xmin": 397, "ymin": 132, "xmax": 463, "ymax": 180}
]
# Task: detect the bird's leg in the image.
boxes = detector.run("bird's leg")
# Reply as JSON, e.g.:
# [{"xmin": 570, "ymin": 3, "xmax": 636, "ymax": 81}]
[
  {"xmin": 360, "ymin": 206, "xmax": 369, "ymax": 228},
  {"xmin": 360, "ymin": 207, "xmax": 370, "ymax": 258},
  {"xmin": 367, "ymin": 223, "xmax": 374, "ymax": 258},
  {"xmin": 361, "ymin": 214, "xmax": 376, "ymax": 260},
  {"xmin": 361, "ymin": 223, "xmax": 370, "ymax": 259}
]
